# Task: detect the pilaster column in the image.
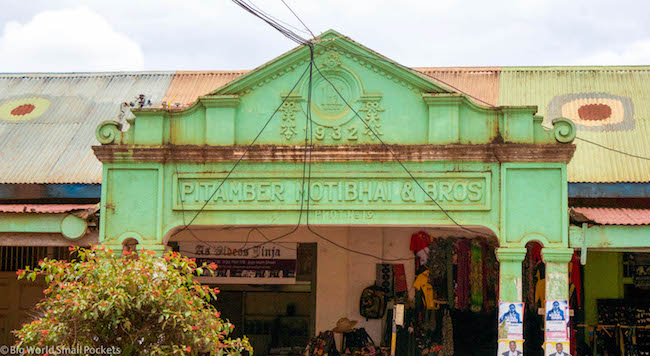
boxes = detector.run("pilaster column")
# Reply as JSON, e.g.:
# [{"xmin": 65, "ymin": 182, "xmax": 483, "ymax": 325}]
[
  {"xmin": 542, "ymin": 247, "xmax": 574, "ymax": 348},
  {"xmin": 496, "ymin": 248, "xmax": 527, "ymax": 302},
  {"xmin": 541, "ymin": 248, "xmax": 573, "ymax": 301}
]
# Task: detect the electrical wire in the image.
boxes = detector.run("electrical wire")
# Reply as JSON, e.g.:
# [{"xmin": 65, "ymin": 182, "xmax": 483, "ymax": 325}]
[
  {"xmin": 279, "ymin": 0, "xmax": 315, "ymax": 39},
  {"xmin": 575, "ymin": 137, "xmax": 650, "ymax": 161},
  {"xmin": 169, "ymin": 63, "xmax": 311, "ymax": 240},
  {"xmin": 317, "ymin": 45, "xmax": 650, "ymax": 162},
  {"xmin": 300, "ymin": 47, "xmax": 416, "ymax": 261},
  {"xmin": 314, "ymin": 45, "xmax": 497, "ymax": 108},
  {"xmin": 312, "ymin": 60, "xmax": 492, "ymax": 238},
  {"xmin": 247, "ymin": 0, "xmax": 312, "ymax": 37},
  {"xmin": 231, "ymin": 0, "xmax": 309, "ymax": 45}
]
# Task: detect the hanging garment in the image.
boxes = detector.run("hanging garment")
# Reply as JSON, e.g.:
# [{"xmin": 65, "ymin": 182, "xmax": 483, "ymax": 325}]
[
  {"xmin": 410, "ymin": 231, "xmax": 431, "ymax": 269},
  {"xmin": 483, "ymin": 243, "xmax": 499, "ymax": 311},
  {"xmin": 427, "ymin": 238, "xmax": 451, "ymax": 299},
  {"xmin": 570, "ymin": 251, "xmax": 582, "ymax": 308},
  {"xmin": 533, "ymin": 266, "xmax": 546, "ymax": 310},
  {"xmin": 440, "ymin": 309, "xmax": 454, "ymax": 356},
  {"xmin": 413, "ymin": 270, "xmax": 436, "ymax": 310},
  {"xmin": 393, "ymin": 264, "xmax": 408, "ymax": 294},
  {"xmin": 455, "ymin": 240, "xmax": 471, "ymax": 311},
  {"xmin": 526, "ymin": 243, "xmax": 543, "ymax": 311},
  {"xmin": 470, "ymin": 241, "xmax": 483, "ymax": 312}
]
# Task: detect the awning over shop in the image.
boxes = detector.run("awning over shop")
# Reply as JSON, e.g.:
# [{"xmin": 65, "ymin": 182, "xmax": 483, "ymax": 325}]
[
  {"xmin": 569, "ymin": 207, "xmax": 650, "ymax": 251},
  {"xmin": 0, "ymin": 204, "xmax": 98, "ymax": 244},
  {"xmin": 571, "ymin": 207, "xmax": 650, "ymax": 226}
]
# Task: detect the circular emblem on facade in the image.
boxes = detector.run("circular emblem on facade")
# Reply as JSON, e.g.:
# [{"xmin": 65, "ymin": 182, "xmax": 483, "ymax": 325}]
[
  {"xmin": 546, "ymin": 93, "xmax": 634, "ymax": 131},
  {"xmin": 308, "ymin": 68, "xmax": 362, "ymax": 127},
  {"xmin": 312, "ymin": 74, "xmax": 355, "ymax": 120},
  {"xmin": 0, "ymin": 97, "xmax": 50, "ymax": 121}
]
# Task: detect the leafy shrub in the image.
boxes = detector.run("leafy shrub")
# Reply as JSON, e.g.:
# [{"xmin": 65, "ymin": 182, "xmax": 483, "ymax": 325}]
[{"xmin": 15, "ymin": 246, "xmax": 252, "ymax": 355}]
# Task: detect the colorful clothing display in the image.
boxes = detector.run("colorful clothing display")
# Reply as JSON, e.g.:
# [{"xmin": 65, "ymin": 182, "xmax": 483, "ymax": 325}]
[
  {"xmin": 469, "ymin": 241, "xmax": 483, "ymax": 312},
  {"xmin": 410, "ymin": 231, "xmax": 431, "ymax": 269},
  {"xmin": 413, "ymin": 270, "xmax": 436, "ymax": 310},
  {"xmin": 454, "ymin": 240, "xmax": 470, "ymax": 311}
]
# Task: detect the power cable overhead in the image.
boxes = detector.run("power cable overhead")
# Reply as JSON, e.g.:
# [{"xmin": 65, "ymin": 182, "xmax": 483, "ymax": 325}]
[
  {"xmin": 311, "ymin": 60, "xmax": 492, "ymax": 239},
  {"xmin": 280, "ymin": 0, "xmax": 316, "ymax": 39},
  {"xmin": 170, "ymin": 63, "xmax": 311, "ymax": 240}
]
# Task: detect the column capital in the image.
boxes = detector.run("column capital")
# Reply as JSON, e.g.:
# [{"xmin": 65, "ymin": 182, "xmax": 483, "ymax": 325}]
[
  {"xmin": 541, "ymin": 247, "xmax": 574, "ymax": 264},
  {"xmin": 496, "ymin": 247, "xmax": 527, "ymax": 262}
]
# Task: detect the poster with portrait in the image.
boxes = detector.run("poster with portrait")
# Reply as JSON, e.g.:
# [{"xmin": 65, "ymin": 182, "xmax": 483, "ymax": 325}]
[
  {"xmin": 497, "ymin": 340, "xmax": 524, "ymax": 356},
  {"xmin": 544, "ymin": 341, "xmax": 571, "ymax": 356},
  {"xmin": 498, "ymin": 302, "xmax": 524, "ymax": 339},
  {"xmin": 545, "ymin": 300, "xmax": 569, "ymax": 341}
]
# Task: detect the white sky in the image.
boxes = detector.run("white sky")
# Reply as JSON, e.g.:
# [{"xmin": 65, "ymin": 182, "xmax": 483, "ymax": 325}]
[{"xmin": 1, "ymin": 0, "xmax": 649, "ymax": 72}]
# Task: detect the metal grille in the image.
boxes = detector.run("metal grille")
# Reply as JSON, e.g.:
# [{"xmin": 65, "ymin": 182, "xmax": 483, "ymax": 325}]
[{"xmin": 0, "ymin": 246, "xmax": 69, "ymax": 271}]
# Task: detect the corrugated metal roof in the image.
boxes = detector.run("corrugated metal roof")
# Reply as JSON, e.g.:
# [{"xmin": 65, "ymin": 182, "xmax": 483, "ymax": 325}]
[
  {"xmin": 571, "ymin": 207, "xmax": 650, "ymax": 225},
  {"xmin": 162, "ymin": 70, "xmax": 247, "ymax": 107},
  {"xmin": 1, "ymin": 66, "xmax": 649, "ymax": 185},
  {"xmin": 414, "ymin": 67, "xmax": 501, "ymax": 106},
  {"xmin": 0, "ymin": 72, "xmax": 175, "ymax": 184},
  {"xmin": 0, "ymin": 204, "xmax": 96, "ymax": 214},
  {"xmin": 498, "ymin": 66, "xmax": 650, "ymax": 183}
]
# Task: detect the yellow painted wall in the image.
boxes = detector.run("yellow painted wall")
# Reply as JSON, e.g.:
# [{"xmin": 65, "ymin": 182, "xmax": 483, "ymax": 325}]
[{"xmin": 583, "ymin": 251, "xmax": 624, "ymax": 329}]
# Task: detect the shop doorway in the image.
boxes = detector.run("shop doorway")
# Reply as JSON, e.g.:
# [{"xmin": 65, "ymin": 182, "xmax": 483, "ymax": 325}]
[
  {"xmin": 408, "ymin": 231, "xmax": 500, "ymax": 355},
  {"xmin": 168, "ymin": 225, "xmax": 501, "ymax": 356},
  {"xmin": 171, "ymin": 239, "xmax": 317, "ymax": 356}
]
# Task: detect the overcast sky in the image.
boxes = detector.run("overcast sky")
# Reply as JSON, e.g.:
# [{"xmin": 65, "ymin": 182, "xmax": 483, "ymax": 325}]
[{"xmin": 1, "ymin": 0, "xmax": 649, "ymax": 72}]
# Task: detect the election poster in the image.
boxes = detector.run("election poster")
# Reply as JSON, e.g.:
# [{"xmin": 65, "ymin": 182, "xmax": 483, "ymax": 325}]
[
  {"xmin": 497, "ymin": 340, "xmax": 523, "ymax": 356},
  {"xmin": 545, "ymin": 300, "xmax": 569, "ymax": 341},
  {"xmin": 179, "ymin": 242, "xmax": 297, "ymax": 284},
  {"xmin": 498, "ymin": 302, "xmax": 524, "ymax": 340},
  {"xmin": 544, "ymin": 341, "xmax": 571, "ymax": 356}
]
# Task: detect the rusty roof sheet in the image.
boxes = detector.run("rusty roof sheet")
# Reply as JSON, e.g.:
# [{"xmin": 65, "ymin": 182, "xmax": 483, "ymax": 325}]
[
  {"xmin": 0, "ymin": 72, "xmax": 174, "ymax": 184},
  {"xmin": 498, "ymin": 66, "xmax": 650, "ymax": 183},
  {"xmin": 571, "ymin": 207, "xmax": 650, "ymax": 225},
  {"xmin": 0, "ymin": 204, "xmax": 97, "ymax": 214},
  {"xmin": 162, "ymin": 70, "xmax": 247, "ymax": 107},
  {"xmin": 414, "ymin": 67, "xmax": 501, "ymax": 106}
]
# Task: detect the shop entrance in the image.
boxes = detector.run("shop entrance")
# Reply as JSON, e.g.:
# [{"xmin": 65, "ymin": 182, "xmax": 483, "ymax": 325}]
[{"xmin": 167, "ymin": 225, "xmax": 501, "ymax": 356}]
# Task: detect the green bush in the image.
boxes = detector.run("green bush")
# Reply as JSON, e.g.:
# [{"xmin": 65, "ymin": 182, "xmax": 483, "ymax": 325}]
[{"xmin": 15, "ymin": 246, "xmax": 252, "ymax": 355}]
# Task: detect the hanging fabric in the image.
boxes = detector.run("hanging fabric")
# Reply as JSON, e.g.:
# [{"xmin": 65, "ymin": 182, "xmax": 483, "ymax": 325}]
[
  {"xmin": 409, "ymin": 231, "xmax": 431, "ymax": 269},
  {"xmin": 393, "ymin": 264, "xmax": 408, "ymax": 295},
  {"xmin": 569, "ymin": 251, "xmax": 582, "ymax": 308},
  {"xmin": 455, "ymin": 239, "xmax": 471, "ymax": 311},
  {"xmin": 470, "ymin": 241, "xmax": 483, "ymax": 312},
  {"xmin": 440, "ymin": 309, "xmax": 454, "ymax": 356},
  {"xmin": 427, "ymin": 237, "xmax": 451, "ymax": 299},
  {"xmin": 525, "ymin": 243, "xmax": 543, "ymax": 311},
  {"xmin": 483, "ymin": 242, "xmax": 498, "ymax": 311},
  {"xmin": 413, "ymin": 270, "xmax": 436, "ymax": 310}
]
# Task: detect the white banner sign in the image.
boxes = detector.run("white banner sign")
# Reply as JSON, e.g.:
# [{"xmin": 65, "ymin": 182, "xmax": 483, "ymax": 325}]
[{"xmin": 179, "ymin": 242, "xmax": 297, "ymax": 284}]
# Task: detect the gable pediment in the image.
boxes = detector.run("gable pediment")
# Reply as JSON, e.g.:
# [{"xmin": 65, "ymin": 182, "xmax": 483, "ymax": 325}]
[
  {"xmin": 95, "ymin": 30, "xmax": 576, "ymax": 149},
  {"xmin": 210, "ymin": 29, "xmax": 453, "ymax": 97}
]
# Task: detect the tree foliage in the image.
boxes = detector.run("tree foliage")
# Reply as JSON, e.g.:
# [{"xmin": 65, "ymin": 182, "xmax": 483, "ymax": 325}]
[{"xmin": 15, "ymin": 246, "xmax": 253, "ymax": 355}]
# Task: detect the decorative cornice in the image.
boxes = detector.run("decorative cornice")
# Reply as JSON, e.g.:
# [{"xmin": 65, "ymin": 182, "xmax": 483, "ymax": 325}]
[
  {"xmin": 199, "ymin": 95, "xmax": 240, "ymax": 108},
  {"xmin": 541, "ymin": 248, "xmax": 574, "ymax": 264},
  {"xmin": 495, "ymin": 248, "xmax": 528, "ymax": 262},
  {"xmin": 93, "ymin": 143, "xmax": 576, "ymax": 163}
]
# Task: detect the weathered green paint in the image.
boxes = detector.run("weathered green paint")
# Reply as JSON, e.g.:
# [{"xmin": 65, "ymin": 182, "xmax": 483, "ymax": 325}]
[
  {"xmin": 93, "ymin": 31, "xmax": 578, "ymax": 345},
  {"xmin": 569, "ymin": 224, "xmax": 650, "ymax": 249},
  {"xmin": 496, "ymin": 248, "xmax": 527, "ymax": 302},
  {"xmin": 0, "ymin": 212, "xmax": 87, "ymax": 239}
]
